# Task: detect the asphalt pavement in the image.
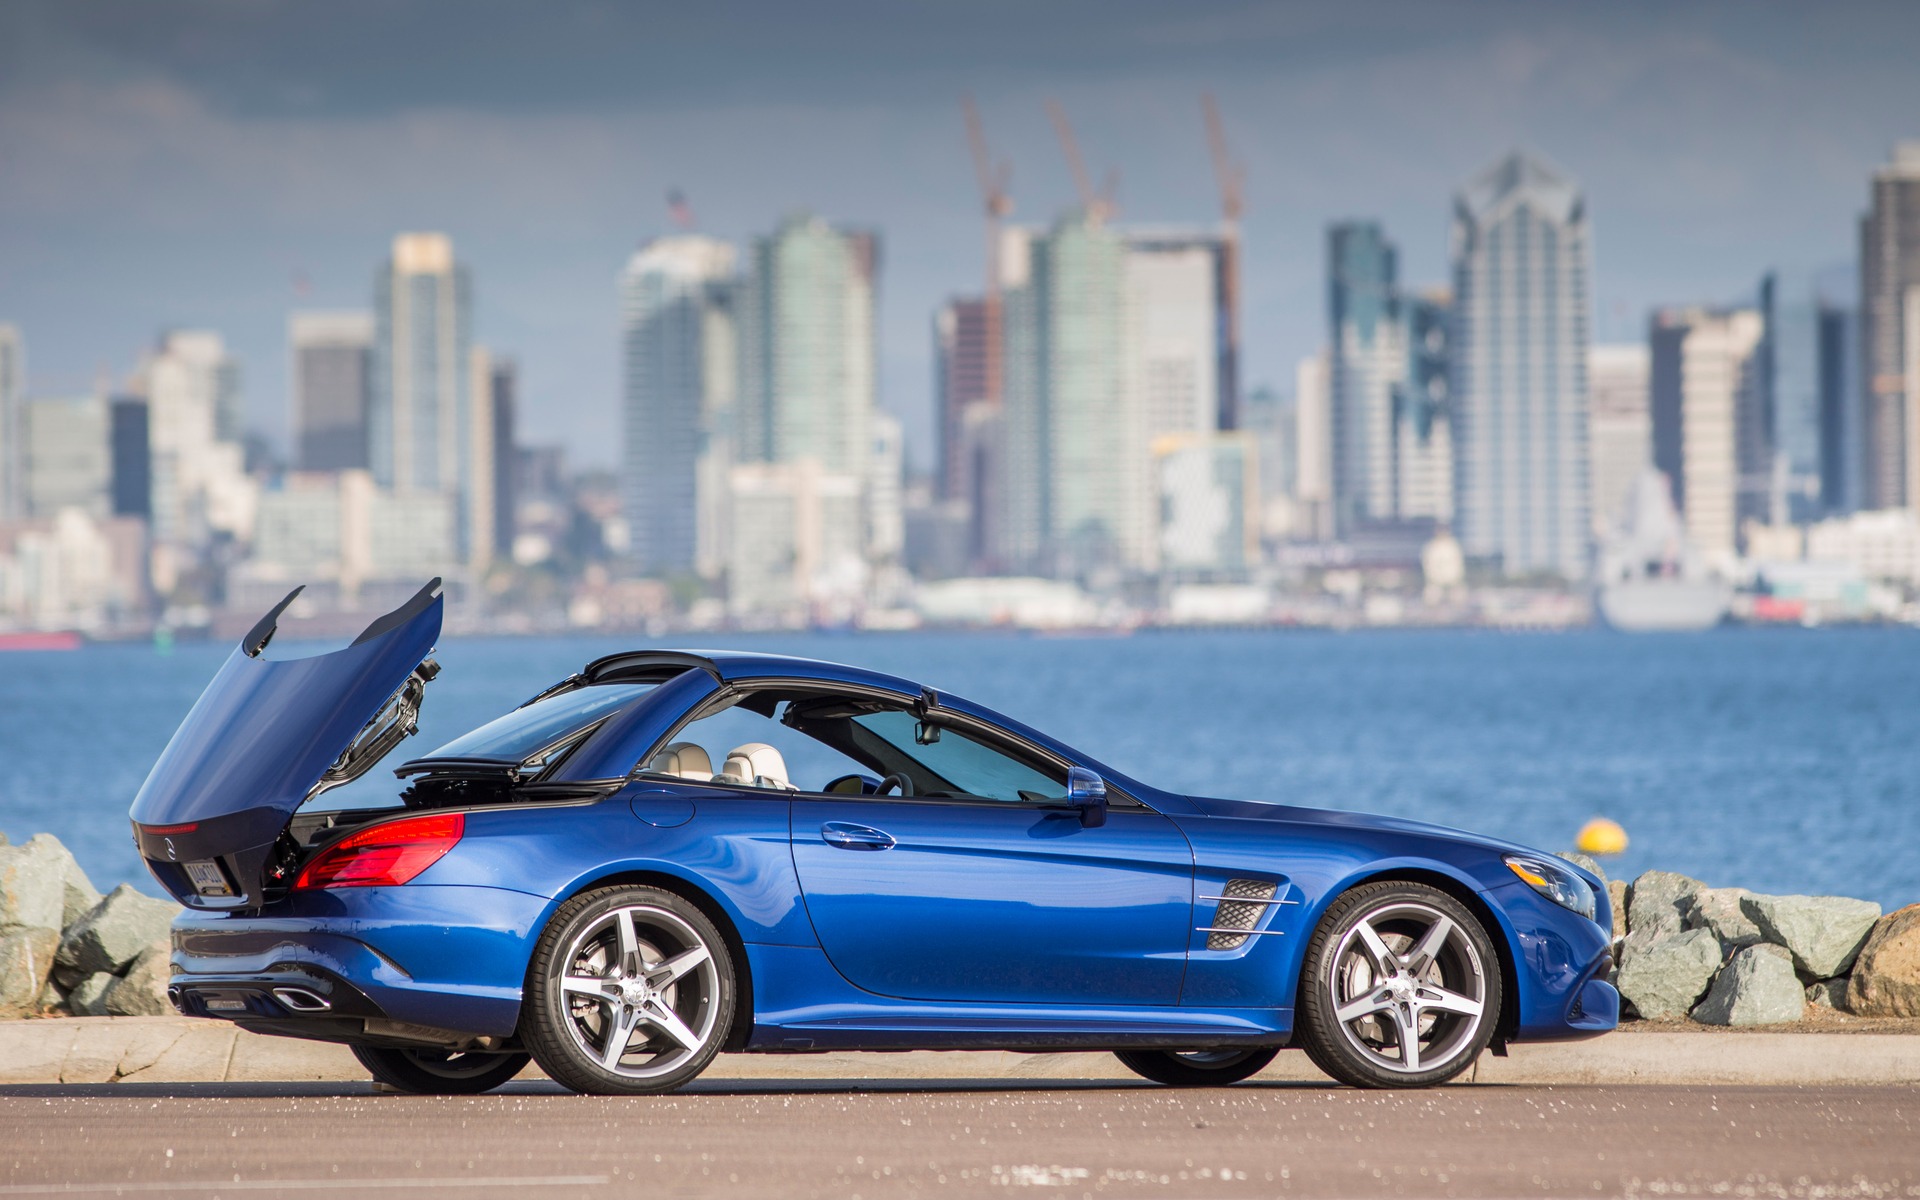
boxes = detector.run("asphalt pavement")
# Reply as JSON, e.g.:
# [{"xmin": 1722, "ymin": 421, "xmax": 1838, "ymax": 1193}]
[{"xmin": 0, "ymin": 1078, "xmax": 1914, "ymax": 1198}]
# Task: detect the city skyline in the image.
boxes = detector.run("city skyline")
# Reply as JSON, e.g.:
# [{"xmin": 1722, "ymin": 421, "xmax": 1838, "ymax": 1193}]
[{"xmin": 2, "ymin": 2, "xmax": 1913, "ymax": 471}]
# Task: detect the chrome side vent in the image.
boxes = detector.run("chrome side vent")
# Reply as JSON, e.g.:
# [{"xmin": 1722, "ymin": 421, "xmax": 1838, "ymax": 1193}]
[{"xmin": 1205, "ymin": 878, "xmax": 1279, "ymax": 951}]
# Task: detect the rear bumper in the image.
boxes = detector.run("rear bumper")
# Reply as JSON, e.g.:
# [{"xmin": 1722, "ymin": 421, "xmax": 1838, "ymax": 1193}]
[{"xmin": 169, "ymin": 883, "xmax": 551, "ymax": 1040}]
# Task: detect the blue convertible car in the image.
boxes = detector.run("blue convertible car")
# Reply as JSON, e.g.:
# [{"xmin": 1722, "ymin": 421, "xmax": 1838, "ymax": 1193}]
[{"xmin": 131, "ymin": 582, "xmax": 1616, "ymax": 1095}]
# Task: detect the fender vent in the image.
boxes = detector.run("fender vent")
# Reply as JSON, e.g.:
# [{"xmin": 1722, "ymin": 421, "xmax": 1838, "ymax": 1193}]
[{"xmin": 1206, "ymin": 878, "xmax": 1279, "ymax": 951}]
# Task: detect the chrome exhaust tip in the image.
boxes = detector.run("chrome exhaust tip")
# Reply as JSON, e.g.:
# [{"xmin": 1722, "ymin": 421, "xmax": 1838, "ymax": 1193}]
[{"xmin": 271, "ymin": 986, "xmax": 332, "ymax": 1013}]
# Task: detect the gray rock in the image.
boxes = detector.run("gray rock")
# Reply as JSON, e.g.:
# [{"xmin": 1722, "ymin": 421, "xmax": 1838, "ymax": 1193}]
[
  {"xmin": 1556, "ymin": 852, "xmax": 1607, "ymax": 885},
  {"xmin": 103, "ymin": 943, "xmax": 174, "ymax": 1016},
  {"xmin": 1627, "ymin": 870, "xmax": 1703, "ymax": 937},
  {"xmin": 1616, "ymin": 926, "xmax": 1724, "ymax": 1020},
  {"xmin": 0, "ymin": 835, "xmax": 71, "ymax": 937},
  {"xmin": 1607, "ymin": 880, "xmax": 1629, "ymax": 936},
  {"xmin": 56, "ymin": 850, "xmax": 101, "ymax": 933},
  {"xmin": 1807, "ymin": 977, "xmax": 1850, "ymax": 1011},
  {"xmin": 0, "ymin": 928, "xmax": 59, "ymax": 1017},
  {"xmin": 1682, "ymin": 887, "xmax": 1764, "ymax": 949},
  {"xmin": 1692, "ymin": 944, "xmax": 1807, "ymax": 1026},
  {"xmin": 35, "ymin": 976, "xmax": 66, "ymax": 1015},
  {"xmin": 56, "ymin": 884, "xmax": 177, "ymax": 977},
  {"xmin": 66, "ymin": 971, "xmax": 116, "ymax": 1017},
  {"xmin": 1740, "ymin": 893, "xmax": 1882, "ymax": 979}
]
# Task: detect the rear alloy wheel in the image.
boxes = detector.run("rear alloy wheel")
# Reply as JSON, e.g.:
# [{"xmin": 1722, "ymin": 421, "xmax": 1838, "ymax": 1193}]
[
  {"xmin": 521, "ymin": 886, "xmax": 735, "ymax": 1095},
  {"xmin": 351, "ymin": 1045, "xmax": 530, "ymax": 1095},
  {"xmin": 1295, "ymin": 881, "xmax": 1501, "ymax": 1089},
  {"xmin": 1114, "ymin": 1047, "xmax": 1279, "ymax": 1086}
]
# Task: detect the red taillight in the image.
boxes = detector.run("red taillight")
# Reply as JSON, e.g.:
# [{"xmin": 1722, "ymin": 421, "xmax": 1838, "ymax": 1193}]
[
  {"xmin": 141, "ymin": 822, "xmax": 200, "ymax": 835},
  {"xmin": 293, "ymin": 813, "xmax": 465, "ymax": 890}
]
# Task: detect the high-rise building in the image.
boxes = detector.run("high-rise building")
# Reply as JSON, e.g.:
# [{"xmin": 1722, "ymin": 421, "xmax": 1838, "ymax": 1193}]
[
  {"xmin": 934, "ymin": 296, "xmax": 991, "ymax": 503},
  {"xmin": 1819, "ymin": 301, "xmax": 1862, "ymax": 513},
  {"xmin": 109, "ymin": 397, "xmax": 150, "ymax": 519},
  {"xmin": 489, "ymin": 358, "xmax": 517, "ymax": 558},
  {"xmin": 1293, "ymin": 352, "xmax": 1334, "ymax": 542},
  {"xmin": 1450, "ymin": 151, "xmax": 1593, "ymax": 579},
  {"xmin": 737, "ymin": 215, "xmax": 876, "ymax": 477},
  {"xmin": 373, "ymin": 233, "xmax": 490, "ymax": 565},
  {"xmin": 1650, "ymin": 307, "xmax": 1768, "ymax": 566},
  {"xmin": 1000, "ymin": 214, "xmax": 1152, "ymax": 575},
  {"xmin": 290, "ymin": 311, "xmax": 373, "ymax": 471},
  {"xmin": 24, "ymin": 395, "xmax": 109, "ymax": 518},
  {"xmin": 725, "ymin": 460, "xmax": 864, "ymax": 617},
  {"xmin": 1154, "ymin": 431, "xmax": 1256, "ymax": 576},
  {"xmin": 1126, "ymin": 230, "xmax": 1225, "ymax": 445},
  {"xmin": 1860, "ymin": 143, "xmax": 1920, "ymax": 511},
  {"xmin": 0, "ymin": 324, "xmax": 21, "ymax": 522},
  {"xmin": 620, "ymin": 235, "xmax": 737, "ymax": 577},
  {"xmin": 1399, "ymin": 288, "xmax": 1455, "ymax": 525},
  {"xmin": 1328, "ymin": 222, "xmax": 1402, "ymax": 534},
  {"xmin": 138, "ymin": 330, "xmax": 252, "ymax": 552},
  {"xmin": 1588, "ymin": 344, "xmax": 1650, "ymax": 535}
]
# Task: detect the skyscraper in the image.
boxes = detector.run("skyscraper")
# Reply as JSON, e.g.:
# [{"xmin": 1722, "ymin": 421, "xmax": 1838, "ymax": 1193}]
[
  {"xmin": 109, "ymin": 396, "xmax": 151, "ymax": 519},
  {"xmin": 1859, "ymin": 143, "xmax": 1920, "ymax": 511},
  {"xmin": 0, "ymin": 323, "xmax": 20, "ymax": 522},
  {"xmin": 489, "ymin": 358, "xmax": 517, "ymax": 558},
  {"xmin": 1819, "ymin": 300, "xmax": 1861, "ymax": 513},
  {"xmin": 290, "ymin": 311, "xmax": 373, "ymax": 471},
  {"xmin": 1587, "ymin": 343, "xmax": 1651, "ymax": 535},
  {"xmin": 737, "ymin": 215, "xmax": 876, "ymax": 477},
  {"xmin": 934, "ymin": 296, "xmax": 991, "ymax": 503},
  {"xmin": 1000, "ymin": 213, "xmax": 1151, "ymax": 576},
  {"xmin": 620, "ymin": 235, "xmax": 737, "ymax": 577},
  {"xmin": 139, "ymin": 329, "xmax": 251, "ymax": 550},
  {"xmin": 1650, "ymin": 306, "xmax": 1767, "ymax": 566},
  {"xmin": 1450, "ymin": 151, "xmax": 1592, "ymax": 579},
  {"xmin": 1126, "ymin": 230, "xmax": 1225, "ymax": 445},
  {"xmin": 1328, "ymin": 222, "xmax": 1402, "ymax": 534},
  {"xmin": 24, "ymin": 395, "xmax": 109, "ymax": 518},
  {"xmin": 373, "ymin": 233, "xmax": 488, "ymax": 565}
]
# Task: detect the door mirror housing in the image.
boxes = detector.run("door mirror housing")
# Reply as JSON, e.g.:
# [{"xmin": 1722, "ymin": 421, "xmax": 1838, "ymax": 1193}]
[{"xmin": 1065, "ymin": 766, "xmax": 1108, "ymax": 828}]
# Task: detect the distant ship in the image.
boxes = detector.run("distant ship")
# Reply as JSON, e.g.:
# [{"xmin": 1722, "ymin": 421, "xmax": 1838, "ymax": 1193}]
[{"xmin": 1596, "ymin": 470, "xmax": 1731, "ymax": 633}]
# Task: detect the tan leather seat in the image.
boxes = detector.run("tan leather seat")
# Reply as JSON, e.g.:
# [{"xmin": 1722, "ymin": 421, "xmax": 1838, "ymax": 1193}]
[
  {"xmin": 718, "ymin": 742, "xmax": 792, "ymax": 790},
  {"xmin": 646, "ymin": 742, "xmax": 713, "ymax": 781}
]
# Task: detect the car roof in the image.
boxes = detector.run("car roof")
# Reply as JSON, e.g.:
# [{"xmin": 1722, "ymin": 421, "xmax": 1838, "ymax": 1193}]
[{"xmin": 578, "ymin": 648, "xmax": 926, "ymax": 698}]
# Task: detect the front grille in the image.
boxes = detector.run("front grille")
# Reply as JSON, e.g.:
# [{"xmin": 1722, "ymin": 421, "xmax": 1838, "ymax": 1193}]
[{"xmin": 1207, "ymin": 878, "xmax": 1278, "ymax": 951}]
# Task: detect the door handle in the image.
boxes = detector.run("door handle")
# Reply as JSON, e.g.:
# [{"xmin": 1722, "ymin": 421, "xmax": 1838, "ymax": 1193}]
[{"xmin": 820, "ymin": 821, "xmax": 895, "ymax": 851}]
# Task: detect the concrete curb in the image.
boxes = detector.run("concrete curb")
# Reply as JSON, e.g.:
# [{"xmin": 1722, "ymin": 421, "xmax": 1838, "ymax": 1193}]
[{"xmin": 2, "ymin": 1018, "xmax": 1916, "ymax": 1087}]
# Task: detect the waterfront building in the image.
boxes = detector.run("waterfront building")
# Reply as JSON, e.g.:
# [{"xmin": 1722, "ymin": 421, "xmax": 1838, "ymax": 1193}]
[
  {"xmin": 1000, "ymin": 213, "xmax": 1152, "ymax": 576},
  {"xmin": 1293, "ymin": 353, "xmax": 1334, "ymax": 542},
  {"xmin": 737, "ymin": 215, "xmax": 876, "ymax": 477},
  {"xmin": 620, "ymin": 235, "xmax": 737, "ymax": 578},
  {"xmin": 109, "ymin": 397, "xmax": 150, "ymax": 519},
  {"xmin": 725, "ymin": 460, "xmax": 864, "ymax": 618},
  {"xmin": 1328, "ymin": 222, "xmax": 1403, "ymax": 534},
  {"xmin": 489, "ymin": 358, "xmax": 517, "ymax": 559},
  {"xmin": 1154, "ymin": 431, "xmax": 1256, "ymax": 576},
  {"xmin": 1819, "ymin": 300, "xmax": 1861, "ymax": 513},
  {"xmin": 1450, "ymin": 151, "xmax": 1592, "ymax": 580},
  {"xmin": 1588, "ymin": 343, "xmax": 1651, "ymax": 535},
  {"xmin": 0, "ymin": 324, "xmax": 20, "ymax": 521},
  {"xmin": 373, "ymin": 233, "xmax": 490, "ymax": 566},
  {"xmin": 934, "ymin": 296, "xmax": 991, "ymax": 503},
  {"xmin": 1650, "ymin": 306, "xmax": 1768, "ymax": 568},
  {"xmin": 290, "ymin": 311, "xmax": 373, "ymax": 471},
  {"xmin": 0, "ymin": 510, "xmax": 148, "ymax": 631},
  {"xmin": 244, "ymin": 470, "xmax": 456, "ymax": 600},
  {"xmin": 140, "ymin": 330, "xmax": 250, "ymax": 544},
  {"xmin": 23, "ymin": 395, "xmax": 109, "ymax": 518},
  {"xmin": 1127, "ymin": 229, "xmax": 1225, "ymax": 445},
  {"xmin": 1859, "ymin": 142, "xmax": 1920, "ymax": 511}
]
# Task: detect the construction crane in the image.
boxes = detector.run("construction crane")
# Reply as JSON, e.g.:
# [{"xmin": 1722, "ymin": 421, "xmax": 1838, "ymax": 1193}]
[
  {"xmin": 960, "ymin": 95, "xmax": 1010, "ymax": 412},
  {"xmin": 1045, "ymin": 100, "xmax": 1116, "ymax": 224},
  {"xmin": 1203, "ymin": 93, "xmax": 1245, "ymax": 429}
]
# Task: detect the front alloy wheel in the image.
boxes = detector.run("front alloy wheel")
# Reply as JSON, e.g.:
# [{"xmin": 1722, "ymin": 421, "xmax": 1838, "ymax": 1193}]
[
  {"xmin": 521, "ymin": 886, "xmax": 734, "ymax": 1095},
  {"xmin": 1295, "ymin": 881, "xmax": 1500, "ymax": 1088}
]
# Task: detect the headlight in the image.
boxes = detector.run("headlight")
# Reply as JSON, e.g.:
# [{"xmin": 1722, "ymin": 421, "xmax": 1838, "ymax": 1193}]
[{"xmin": 1504, "ymin": 854, "xmax": 1596, "ymax": 920}]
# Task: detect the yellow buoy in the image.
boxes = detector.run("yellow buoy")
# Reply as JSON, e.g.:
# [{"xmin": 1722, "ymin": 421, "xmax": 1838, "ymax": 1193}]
[{"xmin": 1576, "ymin": 818, "xmax": 1629, "ymax": 856}]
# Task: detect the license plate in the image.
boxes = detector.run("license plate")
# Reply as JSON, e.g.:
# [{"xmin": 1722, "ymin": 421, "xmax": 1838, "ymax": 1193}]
[
  {"xmin": 184, "ymin": 860, "xmax": 233, "ymax": 897},
  {"xmin": 204, "ymin": 996, "xmax": 248, "ymax": 1012}
]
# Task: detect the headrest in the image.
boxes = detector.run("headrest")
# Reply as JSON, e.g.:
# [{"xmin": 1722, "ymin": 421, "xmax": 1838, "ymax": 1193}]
[
  {"xmin": 647, "ymin": 741, "xmax": 713, "ymax": 780},
  {"xmin": 719, "ymin": 742, "xmax": 790, "ymax": 790}
]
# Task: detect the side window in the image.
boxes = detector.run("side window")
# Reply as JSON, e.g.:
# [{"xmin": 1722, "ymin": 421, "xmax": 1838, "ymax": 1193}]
[
  {"xmin": 638, "ymin": 697, "xmax": 871, "ymax": 793},
  {"xmin": 847, "ymin": 710, "xmax": 1065, "ymax": 804}
]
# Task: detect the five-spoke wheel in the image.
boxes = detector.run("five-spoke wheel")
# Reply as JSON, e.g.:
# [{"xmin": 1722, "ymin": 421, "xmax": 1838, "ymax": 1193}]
[
  {"xmin": 521, "ymin": 886, "xmax": 734, "ymax": 1095},
  {"xmin": 1296, "ymin": 881, "xmax": 1500, "ymax": 1088}
]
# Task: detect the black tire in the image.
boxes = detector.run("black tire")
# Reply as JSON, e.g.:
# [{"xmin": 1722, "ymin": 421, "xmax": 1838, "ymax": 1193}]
[
  {"xmin": 1114, "ymin": 1047, "xmax": 1279, "ymax": 1086},
  {"xmin": 351, "ymin": 1044, "xmax": 531, "ymax": 1095},
  {"xmin": 520, "ymin": 885, "xmax": 736, "ymax": 1096},
  {"xmin": 1295, "ymin": 881, "xmax": 1502, "ymax": 1089}
]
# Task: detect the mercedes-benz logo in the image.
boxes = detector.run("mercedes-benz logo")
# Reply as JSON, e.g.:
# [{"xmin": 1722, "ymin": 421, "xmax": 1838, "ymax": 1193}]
[{"xmin": 163, "ymin": 837, "xmax": 177, "ymax": 861}]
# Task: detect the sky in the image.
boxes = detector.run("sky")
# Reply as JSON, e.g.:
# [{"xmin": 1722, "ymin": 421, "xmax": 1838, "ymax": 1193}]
[{"xmin": 1, "ymin": 0, "xmax": 1915, "ymax": 471}]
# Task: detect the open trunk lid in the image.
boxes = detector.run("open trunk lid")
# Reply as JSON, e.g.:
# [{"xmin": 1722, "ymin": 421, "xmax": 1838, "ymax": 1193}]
[{"xmin": 130, "ymin": 580, "xmax": 443, "ymax": 909}]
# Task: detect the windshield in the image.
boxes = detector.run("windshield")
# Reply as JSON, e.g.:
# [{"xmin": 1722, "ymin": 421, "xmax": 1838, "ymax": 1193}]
[{"xmin": 418, "ymin": 684, "xmax": 655, "ymax": 764}]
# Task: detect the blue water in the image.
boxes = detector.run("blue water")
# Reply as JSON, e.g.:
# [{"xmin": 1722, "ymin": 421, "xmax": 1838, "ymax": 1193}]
[{"xmin": 1, "ymin": 628, "xmax": 1916, "ymax": 908}]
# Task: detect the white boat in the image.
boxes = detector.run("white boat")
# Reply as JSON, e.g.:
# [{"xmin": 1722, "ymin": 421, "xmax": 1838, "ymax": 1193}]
[{"xmin": 1595, "ymin": 471, "xmax": 1731, "ymax": 632}]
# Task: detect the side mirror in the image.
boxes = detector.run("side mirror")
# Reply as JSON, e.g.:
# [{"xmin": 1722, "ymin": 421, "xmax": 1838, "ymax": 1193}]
[{"xmin": 1065, "ymin": 767, "xmax": 1108, "ymax": 828}]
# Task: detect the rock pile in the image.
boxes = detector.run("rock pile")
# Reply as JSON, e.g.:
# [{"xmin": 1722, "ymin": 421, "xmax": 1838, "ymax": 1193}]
[
  {"xmin": 1591, "ymin": 858, "xmax": 1919, "ymax": 1026},
  {"xmin": 0, "ymin": 834, "xmax": 176, "ymax": 1018}
]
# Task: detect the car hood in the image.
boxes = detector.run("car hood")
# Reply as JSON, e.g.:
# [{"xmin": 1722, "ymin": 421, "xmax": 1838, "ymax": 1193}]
[
  {"xmin": 1182, "ymin": 793, "xmax": 1559, "ymax": 869},
  {"xmin": 129, "ymin": 581, "xmax": 442, "ymax": 908}
]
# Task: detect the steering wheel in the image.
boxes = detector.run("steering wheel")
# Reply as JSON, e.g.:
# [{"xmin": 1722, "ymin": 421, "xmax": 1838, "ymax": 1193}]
[{"xmin": 876, "ymin": 772, "xmax": 914, "ymax": 797}]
